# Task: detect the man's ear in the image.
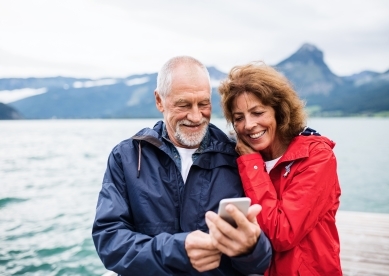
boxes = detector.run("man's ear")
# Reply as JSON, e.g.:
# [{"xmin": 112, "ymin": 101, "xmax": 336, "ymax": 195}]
[{"xmin": 155, "ymin": 91, "xmax": 164, "ymax": 113}]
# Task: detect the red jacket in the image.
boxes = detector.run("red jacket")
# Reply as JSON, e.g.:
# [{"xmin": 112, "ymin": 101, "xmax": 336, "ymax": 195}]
[{"xmin": 237, "ymin": 134, "xmax": 342, "ymax": 276}]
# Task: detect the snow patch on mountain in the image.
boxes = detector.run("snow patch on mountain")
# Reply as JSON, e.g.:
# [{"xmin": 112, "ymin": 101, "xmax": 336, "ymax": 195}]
[
  {"xmin": 125, "ymin": 77, "xmax": 150, "ymax": 86},
  {"xmin": 73, "ymin": 79, "xmax": 118, "ymax": 88},
  {"xmin": 0, "ymin": 88, "xmax": 47, "ymax": 103}
]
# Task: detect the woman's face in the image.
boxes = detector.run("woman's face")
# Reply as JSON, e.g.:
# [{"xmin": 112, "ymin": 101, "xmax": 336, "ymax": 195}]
[{"xmin": 232, "ymin": 92, "xmax": 283, "ymax": 159}]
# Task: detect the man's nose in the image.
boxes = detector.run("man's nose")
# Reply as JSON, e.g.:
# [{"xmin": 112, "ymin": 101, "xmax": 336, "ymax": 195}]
[{"xmin": 187, "ymin": 106, "xmax": 202, "ymax": 123}]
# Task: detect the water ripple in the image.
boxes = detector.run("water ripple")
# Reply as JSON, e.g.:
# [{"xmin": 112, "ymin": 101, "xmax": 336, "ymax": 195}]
[
  {"xmin": 0, "ymin": 197, "xmax": 28, "ymax": 209},
  {"xmin": 1, "ymin": 118, "xmax": 388, "ymax": 276}
]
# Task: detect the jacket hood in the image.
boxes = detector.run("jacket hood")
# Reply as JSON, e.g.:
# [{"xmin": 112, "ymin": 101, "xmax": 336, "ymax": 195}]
[
  {"xmin": 281, "ymin": 127, "xmax": 336, "ymax": 163},
  {"xmin": 131, "ymin": 120, "xmax": 238, "ymax": 177}
]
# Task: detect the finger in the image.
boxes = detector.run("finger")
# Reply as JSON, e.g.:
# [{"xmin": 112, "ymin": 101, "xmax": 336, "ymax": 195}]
[
  {"xmin": 229, "ymin": 204, "xmax": 261, "ymax": 241},
  {"xmin": 190, "ymin": 249, "xmax": 221, "ymax": 262},
  {"xmin": 246, "ymin": 204, "xmax": 262, "ymax": 222},
  {"xmin": 207, "ymin": 206, "xmax": 250, "ymax": 245},
  {"xmin": 191, "ymin": 253, "xmax": 221, "ymax": 272},
  {"xmin": 186, "ymin": 232, "xmax": 221, "ymax": 271},
  {"xmin": 206, "ymin": 212, "xmax": 238, "ymax": 251},
  {"xmin": 185, "ymin": 230, "xmax": 216, "ymax": 251},
  {"xmin": 207, "ymin": 224, "xmax": 242, "ymax": 257},
  {"xmin": 187, "ymin": 247, "xmax": 221, "ymax": 260},
  {"xmin": 224, "ymin": 203, "xmax": 250, "ymax": 229},
  {"xmin": 206, "ymin": 211, "xmax": 235, "ymax": 235},
  {"xmin": 235, "ymin": 138, "xmax": 255, "ymax": 155},
  {"xmin": 205, "ymin": 212, "xmax": 225, "ymax": 241},
  {"xmin": 209, "ymin": 221, "xmax": 259, "ymax": 257},
  {"xmin": 206, "ymin": 212, "xmax": 233, "ymax": 244},
  {"xmin": 209, "ymin": 237, "xmax": 234, "ymax": 256},
  {"xmin": 210, "ymin": 205, "xmax": 262, "ymax": 256}
]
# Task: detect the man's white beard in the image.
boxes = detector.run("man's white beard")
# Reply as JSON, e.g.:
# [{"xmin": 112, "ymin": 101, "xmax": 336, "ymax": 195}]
[{"xmin": 175, "ymin": 118, "xmax": 209, "ymax": 147}]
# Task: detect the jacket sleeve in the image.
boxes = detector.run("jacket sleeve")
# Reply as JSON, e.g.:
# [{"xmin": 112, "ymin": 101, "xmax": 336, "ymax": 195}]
[
  {"xmin": 237, "ymin": 144, "xmax": 339, "ymax": 252},
  {"xmin": 231, "ymin": 230, "xmax": 273, "ymax": 274},
  {"xmin": 92, "ymin": 150, "xmax": 193, "ymax": 276}
]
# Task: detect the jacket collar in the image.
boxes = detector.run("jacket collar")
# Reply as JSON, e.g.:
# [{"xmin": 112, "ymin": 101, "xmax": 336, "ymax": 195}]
[
  {"xmin": 280, "ymin": 130, "xmax": 335, "ymax": 163},
  {"xmin": 133, "ymin": 120, "xmax": 237, "ymax": 155}
]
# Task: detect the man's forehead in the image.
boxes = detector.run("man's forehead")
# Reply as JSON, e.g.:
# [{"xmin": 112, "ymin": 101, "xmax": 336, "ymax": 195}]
[{"xmin": 169, "ymin": 92, "xmax": 211, "ymax": 102}]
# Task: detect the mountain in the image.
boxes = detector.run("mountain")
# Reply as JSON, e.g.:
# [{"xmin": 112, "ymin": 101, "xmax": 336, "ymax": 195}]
[
  {"xmin": 306, "ymin": 70, "xmax": 389, "ymax": 115},
  {"xmin": 274, "ymin": 43, "xmax": 389, "ymax": 116},
  {"xmin": 7, "ymin": 74, "xmax": 161, "ymax": 119},
  {"xmin": 0, "ymin": 77, "xmax": 86, "ymax": 91},
  {"xmin": 275, "ymin": 43, "xmax": 344, "ymax": 96},
  {"xmin": 4, "ymin": 71, "xmax": 226, "ymax": 119},
  {"xmin": 2, "ymin": 43, "xmax": 389, "ymax": 118},
  {"xmin": 0, "ymin": 102, "xmax": 23, "ymax": 120}
]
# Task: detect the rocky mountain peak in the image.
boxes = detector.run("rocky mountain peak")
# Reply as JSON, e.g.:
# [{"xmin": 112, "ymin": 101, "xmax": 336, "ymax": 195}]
[
  {"xmin": 279, "ymin": 43, "xmax": 325, "ymax": 67},
  {"xmin": 275, "ymin": 43, "xmax": 341, "ymax": 96},
  {"xmin": 298, "ymin": 43, "xmax": 321, "ymax": 54}
]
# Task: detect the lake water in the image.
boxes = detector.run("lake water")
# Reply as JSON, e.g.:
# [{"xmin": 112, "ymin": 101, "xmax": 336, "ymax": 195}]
[{"xmin": 1, "ymin": 118, "xmax": 388, "ymax": 275}]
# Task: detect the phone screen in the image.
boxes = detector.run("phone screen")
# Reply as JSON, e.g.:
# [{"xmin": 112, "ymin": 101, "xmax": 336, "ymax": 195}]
[{"xmin": 217, "ymin": 197, "xmax": 251, "ymax": 227}]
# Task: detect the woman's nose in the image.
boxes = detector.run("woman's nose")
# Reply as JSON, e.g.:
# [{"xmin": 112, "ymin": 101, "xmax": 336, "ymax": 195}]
[{"xmin": 244, "ymin": 116, "xmax": 256, "ymax": 130}]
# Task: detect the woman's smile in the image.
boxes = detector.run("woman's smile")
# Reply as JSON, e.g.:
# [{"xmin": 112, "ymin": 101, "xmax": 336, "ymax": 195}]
[{"xmin": 249, "ymin": 130, "xmax": 266, "ymax": 139}]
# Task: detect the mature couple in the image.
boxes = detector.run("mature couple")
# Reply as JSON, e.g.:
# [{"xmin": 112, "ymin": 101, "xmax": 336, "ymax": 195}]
[{"xmin": 92, "ymin": 56, "xmax": 342, "ymax": 275}]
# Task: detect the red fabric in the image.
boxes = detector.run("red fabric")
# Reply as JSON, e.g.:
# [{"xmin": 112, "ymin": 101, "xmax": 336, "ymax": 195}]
[{"xmin": 237, "ymin": 135, "xmax": 342, "ymax": 276}]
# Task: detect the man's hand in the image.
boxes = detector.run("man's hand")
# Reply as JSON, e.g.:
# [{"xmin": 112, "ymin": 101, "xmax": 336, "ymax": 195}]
[
  {"xmin": 185, "ymin": 230, "xmax": 222, "ymax": 272},
  {"xmin": 205, "ymin": 204, "xmax": 262, "ymax": 257}
]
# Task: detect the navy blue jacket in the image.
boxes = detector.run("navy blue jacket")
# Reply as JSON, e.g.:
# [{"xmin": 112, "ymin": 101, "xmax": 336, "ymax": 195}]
[{"xmin": 92, "ymin": 121, "xmax": 272, "ymax": 275}]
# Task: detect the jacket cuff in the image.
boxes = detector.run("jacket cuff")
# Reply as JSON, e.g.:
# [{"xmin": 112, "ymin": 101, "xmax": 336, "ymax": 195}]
[
  {"xmin": 173, "ymin": 232, "xmax": 193, "ymax": 271},
  {"xmin": 231, "ymin": 232, "xmax": 272, "ymax": 274},
  {"xmin": 237, "ymin": 153, "xmax": 263, "ymax": 163}
]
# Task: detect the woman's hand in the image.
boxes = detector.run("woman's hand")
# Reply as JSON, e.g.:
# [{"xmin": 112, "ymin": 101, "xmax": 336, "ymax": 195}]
[{"xmin": 235, "ymin": 136, "xmax": 256, "ymax": 156}]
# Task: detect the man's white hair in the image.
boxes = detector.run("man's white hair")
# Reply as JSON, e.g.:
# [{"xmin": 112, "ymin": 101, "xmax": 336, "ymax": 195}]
[{"xmin": 156, "ymin": 56, "xmax": 211, "ymax": 99}]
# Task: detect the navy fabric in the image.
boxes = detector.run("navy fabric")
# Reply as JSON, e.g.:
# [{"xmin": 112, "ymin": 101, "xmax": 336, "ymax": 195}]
[
  {"xmin": 92, "ymin": 121, "xmax": 272, "ymax": 276},
  {"xmin": 299, "ymin": 126, "xmax": 321, "ymax": 136}
]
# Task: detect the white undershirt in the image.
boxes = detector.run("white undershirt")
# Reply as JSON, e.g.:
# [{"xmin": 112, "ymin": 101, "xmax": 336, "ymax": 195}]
[
  {"xmin": 175, "ymin": 147, "xmax": 197, "ymax": 183},
  {"xmin": 265, "ymin": 156, "xmax": 282, "ymax": 173}
]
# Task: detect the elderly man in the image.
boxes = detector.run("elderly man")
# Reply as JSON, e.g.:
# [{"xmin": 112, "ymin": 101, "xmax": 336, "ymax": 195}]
[{"xmin": 92, "ymin": 56, "xmax": 272, "ymax": 275}]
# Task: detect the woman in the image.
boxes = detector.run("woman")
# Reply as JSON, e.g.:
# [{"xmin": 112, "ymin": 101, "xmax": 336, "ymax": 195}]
[{"xmin": 218, "ymin": 62, "xmax": 342, "ymax": 275}]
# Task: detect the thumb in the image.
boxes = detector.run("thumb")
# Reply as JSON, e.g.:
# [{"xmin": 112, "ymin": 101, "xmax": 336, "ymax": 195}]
[{"xmin": 246, "ymin": 204, "xmax": 262, "ymax": 223}]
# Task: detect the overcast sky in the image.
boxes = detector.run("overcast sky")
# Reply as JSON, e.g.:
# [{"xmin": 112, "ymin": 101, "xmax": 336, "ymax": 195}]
[{"xmin": 1, "ymin": 0, "xmax": 388, "ymax": 79}]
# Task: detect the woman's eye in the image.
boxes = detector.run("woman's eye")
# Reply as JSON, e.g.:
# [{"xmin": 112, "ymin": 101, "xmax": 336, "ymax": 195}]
[
  {"xmin": 233, "ymin": 117, "xmax": 243, "ymax": 122},
  {"xmin": 254, "ymin": 112, "xmax": 263, "ymax": 116}
]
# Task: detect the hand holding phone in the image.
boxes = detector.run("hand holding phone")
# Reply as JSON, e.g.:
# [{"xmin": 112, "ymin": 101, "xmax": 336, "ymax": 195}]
[{"xmin": 217, "ymin": 197, "xmax": 251, "ymax": 227}]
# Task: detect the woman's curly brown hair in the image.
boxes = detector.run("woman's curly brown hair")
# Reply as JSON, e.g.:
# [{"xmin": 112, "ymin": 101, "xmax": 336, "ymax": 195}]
[{"xmin": 218, "ymin": 62, "xmax": 307, "ymax": 144}]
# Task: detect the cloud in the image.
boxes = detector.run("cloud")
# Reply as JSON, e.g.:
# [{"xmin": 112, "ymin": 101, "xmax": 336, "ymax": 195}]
[
  {"xmin": 0, "ymin": 88, "xmax": 47, "ymax": 103},
  {"xmin": 0, "ymin": 0, "xmax": 388, "ymax": 78}
]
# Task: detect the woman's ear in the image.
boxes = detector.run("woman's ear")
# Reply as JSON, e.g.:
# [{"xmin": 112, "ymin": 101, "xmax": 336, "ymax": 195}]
[{"xmin": 155, "ymin": 91, "xmax": 164, "ymax": 113}]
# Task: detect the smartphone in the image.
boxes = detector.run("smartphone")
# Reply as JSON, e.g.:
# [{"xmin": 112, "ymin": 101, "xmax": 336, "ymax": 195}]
[{"xmin": 217, "ymin": 197, "xmax": 251, "ymax": 227}]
